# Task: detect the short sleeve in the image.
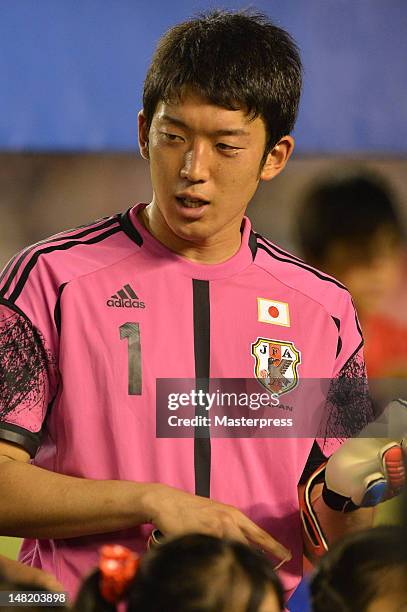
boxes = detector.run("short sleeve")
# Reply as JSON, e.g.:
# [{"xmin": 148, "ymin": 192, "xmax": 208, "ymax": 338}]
[
  {"xmin": 318, "ymin": 293, "xmax": 375, "ymax": 456},
  {"xmin": 0, "ymin": 299, "xmax": 58, "ymax": 457},
  {"xmin": 332, "ymin": 293, "xmax": 364, "ymax": 379}
]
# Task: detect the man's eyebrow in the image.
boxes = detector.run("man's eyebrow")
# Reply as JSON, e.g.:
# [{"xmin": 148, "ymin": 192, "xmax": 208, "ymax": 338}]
[
  {"xmin": 213, "ymin": 128, "xmax": 250, "ymax": 137},
  {"xmin": 159, "ymin": 114, "xmax": 188, "ymax": 129},
  {"xmin": 159, "ymin": 114, "xmax": 250, "ymax": 137}
]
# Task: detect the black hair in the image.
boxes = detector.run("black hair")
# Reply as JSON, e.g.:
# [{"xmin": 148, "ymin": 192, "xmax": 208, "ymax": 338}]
[
  {"xmin": 127, "ymin": 534, "xmax": 284, "ymax": 611},
  {"xmin": 73, "ymin": 534, "xmax": 284, "ymax": 612},
  {"xmin": 73, "ymin": 567, "xmax": 115, "ymax": 612},
  {"xmin": 143, "ymin": 10, "xmax": 302, "ymax": 155},
  {"xmin": 310, "ymin": 525, "xmax": 407, "ymax": 612},
  {"xmin": 297, "ymin": 171, "xmax": 404, "ymax": 266}
]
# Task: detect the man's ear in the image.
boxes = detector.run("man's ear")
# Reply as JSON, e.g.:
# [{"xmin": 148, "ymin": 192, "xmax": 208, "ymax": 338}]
[
  {"xmin": 259, "ymin": 135, "xmax": 295, "ymax": 181},
  {"xmin": 138, "ymin": 110, "xmax": 150, "ymax": 160}
]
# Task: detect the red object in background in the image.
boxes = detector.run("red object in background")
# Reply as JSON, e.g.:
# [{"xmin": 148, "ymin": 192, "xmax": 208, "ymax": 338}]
[
  {"xmin": 363, "ymin": 314, "xmax": 407, "ymax": 378},
  {"xmin": 99, "ymin": 544, "xmax": 139, "ymax": 604}
]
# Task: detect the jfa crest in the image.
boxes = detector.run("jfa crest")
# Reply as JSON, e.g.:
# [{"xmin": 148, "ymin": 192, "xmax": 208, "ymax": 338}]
[{"xmin": 251, "ymin": 338, "xmax": 301, "ymax": 395}]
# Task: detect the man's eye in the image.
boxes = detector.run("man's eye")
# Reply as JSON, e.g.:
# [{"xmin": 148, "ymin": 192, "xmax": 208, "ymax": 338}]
[
  {"xmin": 216, "ymin": 143, "xmax": 240, "ymax": 151},
  {"xmin": 162, "ymin": 132, "xmax": 183, "ymax": 142}
]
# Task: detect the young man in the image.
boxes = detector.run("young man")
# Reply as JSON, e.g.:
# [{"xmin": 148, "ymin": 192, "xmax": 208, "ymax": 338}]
[{"xmin": 0, "ymin": 10, "xmax": 395, "ymax": 602}]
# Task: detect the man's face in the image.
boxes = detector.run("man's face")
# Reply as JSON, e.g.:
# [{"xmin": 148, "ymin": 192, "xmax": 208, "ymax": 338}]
[
  {"xmin": 323, "ymin": 228, "xmax": 404, "ymax": 317},
  {"xmin": 138, "ymin": 89, "xmax": 293, "ymax": 253}
]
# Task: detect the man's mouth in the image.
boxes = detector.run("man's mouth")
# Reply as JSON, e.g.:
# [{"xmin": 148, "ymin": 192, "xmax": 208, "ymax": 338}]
[{"xmin": 176, "ymin": 196, "xmax": 209, "ymax": 209}]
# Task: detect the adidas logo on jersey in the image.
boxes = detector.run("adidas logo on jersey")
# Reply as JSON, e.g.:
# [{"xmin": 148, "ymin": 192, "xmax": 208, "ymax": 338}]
[{"xmin": 106, "ymin": 284, "xmax": 145, "ymax": 308}]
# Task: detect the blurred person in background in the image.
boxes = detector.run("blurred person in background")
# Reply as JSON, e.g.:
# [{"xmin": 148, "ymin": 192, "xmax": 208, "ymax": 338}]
[
  {"xmin": 296, "ymin": 171, "xmax": 407, "ymax": 378},
  {"xmin": 310, "ymin": 525, "xmax": 407, "ymax": 612},
  {"xmin": 73, "ymin": 534, "xmax": 285, "ymax": 612},
  {"xmin": 0, "ymin": 554, "xmax": 63, "ymax": 592},
  {"xmin": 296, "ymin": 170, "xmax": 407, "ymax": 553}
]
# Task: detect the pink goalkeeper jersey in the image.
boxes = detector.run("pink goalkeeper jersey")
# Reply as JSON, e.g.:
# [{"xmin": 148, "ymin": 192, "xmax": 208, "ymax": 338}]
[{"xmin": 0, "ymin": 204, "xmax": 369, "ymax": 600}]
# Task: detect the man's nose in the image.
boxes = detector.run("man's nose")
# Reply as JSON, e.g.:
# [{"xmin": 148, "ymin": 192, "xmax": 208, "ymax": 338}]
[{"xmin": 180, "ymin": 142, "xmax": 210, "ymax": 183}]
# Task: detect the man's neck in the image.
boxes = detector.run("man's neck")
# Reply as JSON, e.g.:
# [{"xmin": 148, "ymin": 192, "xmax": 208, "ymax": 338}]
[{"xmin": 138, "ymin": 204, "xmax": 243, "ymax": 264}]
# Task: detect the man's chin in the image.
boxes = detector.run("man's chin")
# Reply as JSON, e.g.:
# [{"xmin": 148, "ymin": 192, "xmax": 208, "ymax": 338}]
[{"xmin": 170, "ymin": 224, "xmax": 214, "ymax": 245}]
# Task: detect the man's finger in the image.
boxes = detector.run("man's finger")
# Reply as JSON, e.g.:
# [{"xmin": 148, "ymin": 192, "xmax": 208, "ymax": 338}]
[
  {"xmin": 242, "ymin": 520, "xmax": 291, "ymax": 562},
  {"xmin": 221, "ymin": 522, "xmax": 250, "ymax": 545}
]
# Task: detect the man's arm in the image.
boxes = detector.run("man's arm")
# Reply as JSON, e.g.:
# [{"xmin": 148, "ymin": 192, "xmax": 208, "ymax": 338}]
[
  {"xmin": 299, "ymin": 482, "xmax": 373, "ymax": 563},
  {"xmin": 0, "ymin": 441, "xmax": 153, "ymax": 538},
  {"xmin": 298, "ymin": 441, "xmax": 374, "ymax": 561},
  {"xmin": 300, "ymin": 433, "xmax": 405, "ymax": 562},
  {"xmin": 298, "ymin": 440, "xmax": 372, "ymax": 561},
  {"xmin": 0, "ymin": 441, "xmax": 291, "ymax": 563}
]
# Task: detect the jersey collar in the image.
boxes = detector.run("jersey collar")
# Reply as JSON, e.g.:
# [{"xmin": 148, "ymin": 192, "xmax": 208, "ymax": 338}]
[{"xmin": 121, "ymin": 203, "xmax": 257, "ymax": 280}]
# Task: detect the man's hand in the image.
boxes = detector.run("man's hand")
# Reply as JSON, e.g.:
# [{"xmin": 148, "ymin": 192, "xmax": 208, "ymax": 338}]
[
  {"xmin": 321, "ymin": 399, "xmax": 406, "ymax": 511},
  {"xmin": 0, "ymin": 440, "xmax": 290, "ymax": 567},
  {"xmin": 144, "ymin": 483, "xmax": 292, "ymax": 565},
  {"xmin": 301, "ymin": 400, "xmax": 407, "ymax": 560},
  {"xmin": 324, "ymin": 437, "xmax": 405, "ymax": 510}
]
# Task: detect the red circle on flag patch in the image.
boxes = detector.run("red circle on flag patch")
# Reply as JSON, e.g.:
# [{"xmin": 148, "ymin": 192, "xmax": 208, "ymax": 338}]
[{"xmin": 268, "ymin": 306, "xmax": 280, "ymax": 318}]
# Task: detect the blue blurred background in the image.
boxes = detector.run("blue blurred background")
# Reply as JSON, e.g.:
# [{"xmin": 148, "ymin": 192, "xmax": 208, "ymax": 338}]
[{"xmin": 1, "ymin": 0, "xmax": 406, "ymax": 153}]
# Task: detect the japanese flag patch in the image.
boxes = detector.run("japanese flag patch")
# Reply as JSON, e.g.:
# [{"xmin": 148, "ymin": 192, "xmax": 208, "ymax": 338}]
[{"xmin": 257, "ymin": 298, "xmax": 290, "ymax": 327}]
